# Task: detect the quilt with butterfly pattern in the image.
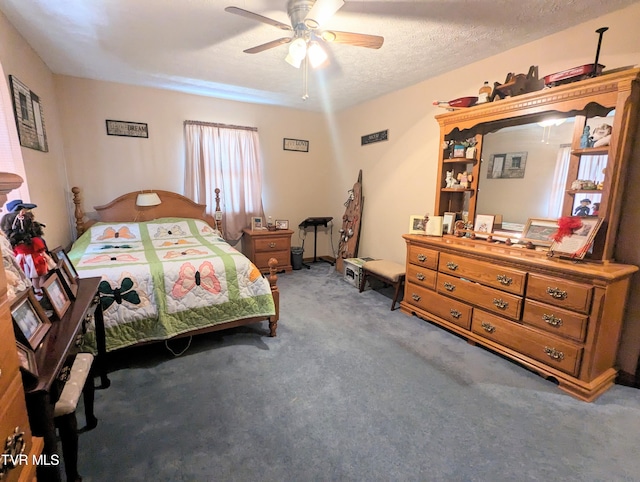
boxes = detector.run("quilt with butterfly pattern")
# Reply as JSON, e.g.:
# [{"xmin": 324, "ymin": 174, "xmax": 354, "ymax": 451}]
[{"xmin": 67, "ymin": 217, "xmax": 276, "ymax": 352}]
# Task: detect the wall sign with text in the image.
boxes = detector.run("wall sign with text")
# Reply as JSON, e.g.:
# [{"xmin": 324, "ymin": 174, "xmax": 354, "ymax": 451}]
[
  {"xmin": 283, "ymin": 138, "xmax": 309, "ymax": 152},
  {"xmin": 361, "ymin": 130, "xmax": 388, "ymax": 146},
  {"xmin": 106, "ymin": 120, "xmax": 149, "ymax": 138}
]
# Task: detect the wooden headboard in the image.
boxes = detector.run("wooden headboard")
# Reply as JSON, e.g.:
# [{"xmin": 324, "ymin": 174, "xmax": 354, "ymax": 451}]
[{"xmin": 72, "ymin": 187, "xmax": 222, "ymax": 236}]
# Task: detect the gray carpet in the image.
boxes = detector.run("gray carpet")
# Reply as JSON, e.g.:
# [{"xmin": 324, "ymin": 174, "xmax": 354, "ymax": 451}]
[{"xmin": 76, "ymin": 264, "xmax": 640, "ymax": 481}]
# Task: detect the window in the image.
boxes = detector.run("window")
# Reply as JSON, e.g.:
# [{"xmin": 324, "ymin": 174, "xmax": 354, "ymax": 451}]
[{"xmin": 183, "ymin": 121, "xmax": 265, "ymax": 242}]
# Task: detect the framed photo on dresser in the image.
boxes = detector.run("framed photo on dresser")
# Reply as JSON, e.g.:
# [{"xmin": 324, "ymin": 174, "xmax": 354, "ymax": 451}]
[
  {"xmin": 51, "ymin": 246, "xmax": 79, "ymax": 279},
  {"xmin": 42, "ymin": 272, "xmax": 72, "ymax": 320},
  {"xmin": 11, "ymin": 289, "xmax": 51, "ymax": 350},
  {"xmin": 16, "ymin": 341, "xmax": 38, "ymax": 378},
  {"xmin": 54, "ymin": 260, "xmax": 77, "ymax": 299}
]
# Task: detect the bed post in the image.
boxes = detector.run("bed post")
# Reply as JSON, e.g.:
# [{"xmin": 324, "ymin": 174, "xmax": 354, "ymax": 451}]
[
  {"xmin": 72, "ymin": 187, "xmax": 86, "ymax": 237},
  {"xmin": 214, "ymin": 188, "xmax": 223, "ymax": 235},
  {"xmin": 267, "ymin": 257, "xmax": 279, "ymax": 337}
]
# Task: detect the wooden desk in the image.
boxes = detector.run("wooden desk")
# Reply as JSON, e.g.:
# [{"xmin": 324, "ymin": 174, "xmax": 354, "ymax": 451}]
[{"xmin": 23, "ymin": 277, "xmax": 109, "ymax": 482}]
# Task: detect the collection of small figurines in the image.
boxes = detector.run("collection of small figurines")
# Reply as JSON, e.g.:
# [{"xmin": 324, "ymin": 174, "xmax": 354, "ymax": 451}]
[{"xmin": 444, "ymin": 170, "xmax": 474, "ymax": 189}]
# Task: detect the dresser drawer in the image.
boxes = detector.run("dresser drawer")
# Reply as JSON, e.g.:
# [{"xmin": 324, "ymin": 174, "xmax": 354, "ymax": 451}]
[
  {"xmin": 405, "ymin": 282, "xmax": 472, "ymax": 329},
  {"xmin": 0, "ymin": 376, "xmax": 34, "ymax": 482},
  {"xmin": 406, "ymin": 264, "xmax": 437, "ymax": 290},
  {"xmin": 437, "ymin": 273, "xmax": 522, "ymax": 319},
  {"xmin": 439, "ymin": 253, "xmax": 526, "ymax": 295},
  {"xmin": 472, "ymin": 310, "xmax": 583, "ymax": 376},
  {"xmin": 522, "ymin": 300, "xmax": 588, "ymax": 342},
  {"xmin": 407, "ymin": 245, "xmax": 439, "ymax": 270},
  {"xmin": 0, "ymin": 304, "xmax": 20, "ymax": 397},
  {"xmin": 254, "ymin": 236, "xmax": 290, "ymax": 252},
  {"xmin": 527, "ymin": 274, "xmax": 593, "ymax": 314}
]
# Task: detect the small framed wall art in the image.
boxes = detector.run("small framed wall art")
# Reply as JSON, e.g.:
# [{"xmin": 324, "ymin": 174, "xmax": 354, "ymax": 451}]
[
  {"xmin": 283, "ymin": 138, "xmax": 309, "ymax": 152},
  {"xmin": 106, "ymin": 119, "xmax": 149, "ymax": 138},
  {"xmin": 9, "ymin": 75, "xmax": 48, "ymax": 152}
]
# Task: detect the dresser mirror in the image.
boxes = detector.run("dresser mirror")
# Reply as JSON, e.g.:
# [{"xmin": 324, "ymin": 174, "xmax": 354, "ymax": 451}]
[{"xmin": 476, "ymin": 110, "xmax": 614, "ymax": 229}]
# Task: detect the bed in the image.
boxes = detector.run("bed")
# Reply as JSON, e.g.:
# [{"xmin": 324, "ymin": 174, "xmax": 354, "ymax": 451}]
[{"xmin": 69, "ymin": 187, "xmax": 279, "ymax": 353}]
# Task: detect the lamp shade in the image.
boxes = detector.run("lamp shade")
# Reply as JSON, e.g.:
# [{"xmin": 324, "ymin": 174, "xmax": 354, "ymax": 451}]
[{"xmin": 136, "ymin": 192, "xmax": 162, "ymax": 207}]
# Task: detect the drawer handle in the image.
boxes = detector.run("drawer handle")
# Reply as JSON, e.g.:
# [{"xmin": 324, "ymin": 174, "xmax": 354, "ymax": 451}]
[
  {"xmin": 412, "ymin": 293, "xmax": 421, "ymax": 302},
  {"xmin": 544, "ymin": 346, "xmax": 565, "ymax": 361},
  {"xmin": 417, "ymin": 254, "xmax": 427, "ymax": 262},
  {"xmin": 481, "ymin": 322, "xmax": 496, "ymax": 333},
  {"xmin": 446, "ymin": 261, "xmax": 458, "ymax": 271},
  {"xmin": 269, "ymin": 242, "xmax": 276, "ymax": 248},
  {"xmin": 546, "ymin": 287, "xmax": 568, "ymax": 300},
  {"xmin": 493, "ymin": 298, "xmax": 508, "ymax": 309},
  {"xmin": 542, "ymin": 314, "xmax": 563, "ymax": 327},
  {"xmin": 443, "ymin": 282, "xmax": 455, "ymax": 292},
  {"xmin": 497, "ymin": 274, "xmax": 513, "ymax": 286},
  {"xmin": 2, "ymin": 426, "xmax": 26, "ymax": 473},
  {"xmin": 450, "ymin": 309, "xmax": 462, "ymax": 319},
  {"xmin": 416, "ymin": 272, "xmax": 425, "ymax": 281}
]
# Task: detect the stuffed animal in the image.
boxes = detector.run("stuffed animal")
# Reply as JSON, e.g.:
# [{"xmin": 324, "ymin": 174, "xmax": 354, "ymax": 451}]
[{"xmin": 590, "ymin": 123, "xmax": 612, "ymax": 148}]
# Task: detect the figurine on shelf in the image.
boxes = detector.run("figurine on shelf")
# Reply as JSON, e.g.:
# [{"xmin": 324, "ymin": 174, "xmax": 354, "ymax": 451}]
[
  {"xmin": 445, "ymin": 170, "xmax": 457, "ymax": 188},
  {"xmin": 457, "ymin": 171, "xmax": 473, "ymax": 189},
  {"xmin": 592, "ymin": 202, "xmax": 600, "ymax": 216},
  {"xmin": 574, "ymin": 198, "xmax": 592, "ymax": 216},
  {"xmin": 580, "ymin": 125, "xmax": 592, "ymax": 148}
]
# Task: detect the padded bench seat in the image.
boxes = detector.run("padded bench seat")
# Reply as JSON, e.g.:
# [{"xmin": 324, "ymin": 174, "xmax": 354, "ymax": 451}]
[{"xmin": 359, "ymin": 260, "xmax": 406, "ymax": 311}]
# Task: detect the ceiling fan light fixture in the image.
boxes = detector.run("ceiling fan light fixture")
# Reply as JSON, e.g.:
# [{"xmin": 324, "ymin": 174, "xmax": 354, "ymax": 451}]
[
  {"xmin": 285, "ymin": 52, "xmax": 303, "ymax": 68},
  {"xmin": 288, "ymin": 37, "xmax": 307, "ymax": 61},
  {"xmin": 304, "ymin": 0, "xmax": 345, "ymax": 29},
  {"xmin": 320, "ymin": 31, "xmax": 336, "ymax": 42},
  {"xmin": 308, "ymin": 41, "xmax": 328, "ymax": 68}
]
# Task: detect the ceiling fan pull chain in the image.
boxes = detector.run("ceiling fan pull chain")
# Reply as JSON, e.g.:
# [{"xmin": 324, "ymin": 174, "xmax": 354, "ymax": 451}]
[{"xmin": 302, "ymin": 55, "xmax": 309, "ymax": 100}]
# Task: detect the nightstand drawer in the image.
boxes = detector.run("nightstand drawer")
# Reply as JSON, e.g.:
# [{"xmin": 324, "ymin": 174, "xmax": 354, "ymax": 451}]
[
  {"xmin": 254, "ymin": 236, "xmax": 290, "ymax": 252},
  {"xmin": 255, "ymin": 250, "xmax": 289, "ymax": 270}
]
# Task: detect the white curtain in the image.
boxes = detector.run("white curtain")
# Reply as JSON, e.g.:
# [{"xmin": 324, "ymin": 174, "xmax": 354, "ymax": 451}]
[
  {"xmin": 184, "ymin": 121, "xmax": 265, "ymax": 242},
  {"xmin": 0, "ymin": 60, "xmax": 30, "ymax": 207},
  {"xmin": 547, "ymin": 145, "xmax": 571, "ymax": 219}
]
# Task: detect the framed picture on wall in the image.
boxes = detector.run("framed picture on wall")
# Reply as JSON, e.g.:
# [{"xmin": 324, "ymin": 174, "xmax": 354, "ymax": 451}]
[{"xmin": 9, "ymin": 75, "xmax": 48, "ymax": 152}]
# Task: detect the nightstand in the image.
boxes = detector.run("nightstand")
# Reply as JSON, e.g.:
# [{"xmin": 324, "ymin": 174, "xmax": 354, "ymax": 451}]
[{"xmin": 242, "ymin": 228, "xmax": 294, "ymax": 273}]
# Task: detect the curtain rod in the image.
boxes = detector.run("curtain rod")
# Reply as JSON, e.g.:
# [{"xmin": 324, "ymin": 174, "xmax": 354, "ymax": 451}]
[{"xmin": 184, "ymin": 120, "xmax": 257, "ymax": 132}]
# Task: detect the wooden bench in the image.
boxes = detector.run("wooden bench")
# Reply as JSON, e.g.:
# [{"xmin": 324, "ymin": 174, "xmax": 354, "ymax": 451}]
[{"xmin": 359, "ymin": 260, "xmax": 406, "ymax": 311}]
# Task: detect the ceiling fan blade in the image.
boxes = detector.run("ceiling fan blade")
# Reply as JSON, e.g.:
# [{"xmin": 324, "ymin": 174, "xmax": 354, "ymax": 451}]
[
  {"xmin": 320, "ymin": 30, "xmax": 384, "ymax": 49},
  {"xmin": 243, "ymin": 37, "xmax": 292, "ymax": 54},
  {"xmin": 304, "ymin": 0, "xmax": 345, "ymax": 29},
  {"xmin": 225, "ymin": 6, "xmax": 292, "ymax": 31}
]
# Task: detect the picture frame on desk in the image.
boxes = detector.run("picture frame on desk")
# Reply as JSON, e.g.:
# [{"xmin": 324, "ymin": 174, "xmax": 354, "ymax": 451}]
[
  {"xmin": 51, "ymin": 246, "xmax": 79, "ymax": 279},
  {"xmin": 16, "ymin": 340, "xmax": 38, "ymax": 378},
  {"xmin": 275, "ymin": 219, "xmax": 289, "ymax": 230},
  {"xmin": 43, "ymin": 272, "xmax": 72, "ymax": 320},
  {"xmin": 550, "ymin": 217, "xmax": 603, "ymax": 259},
  {"xmin": 11, "ymin": 289, "xmax": 51, "ymax": 350},
  {"xmin": 521, "ymin": 218, "xmax": 557, "ymax": 247},
  {"xmin": 54, "ymin": 261, "xmax": 77, "ymax": 299},
  {"xmin": 408, "ymin": 215, "xmax": 426, "ymax": 235}
]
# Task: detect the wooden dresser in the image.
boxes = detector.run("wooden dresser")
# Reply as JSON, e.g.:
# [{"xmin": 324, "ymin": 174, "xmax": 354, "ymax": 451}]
[
  {"xmin": 401, "ymin": 235, "xmax": 637, "ymax": 401},
  {"xmin": 0, "ymin": 173, "xmax": 44, "ymax": 481},
  {"xmin": 242, "ymin": 228, "xmax": 293, "ymax": 273}
]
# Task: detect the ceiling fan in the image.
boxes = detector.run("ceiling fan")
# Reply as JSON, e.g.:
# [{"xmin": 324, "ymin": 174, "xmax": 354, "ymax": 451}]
[{"xmin": 225, "ymin": 0, "xmax": 384, "ymax": 72}]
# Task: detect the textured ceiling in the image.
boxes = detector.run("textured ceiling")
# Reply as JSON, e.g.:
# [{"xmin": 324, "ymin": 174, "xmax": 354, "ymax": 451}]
[{"xmin": 1, "ymin": 0, "xmax": 639, "ymax": 112}]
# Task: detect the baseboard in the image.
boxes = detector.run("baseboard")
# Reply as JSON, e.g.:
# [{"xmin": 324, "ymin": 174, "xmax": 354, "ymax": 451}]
[{"xmin": 616, "ymin": 370, "xmax": 639, "ymax": 388}]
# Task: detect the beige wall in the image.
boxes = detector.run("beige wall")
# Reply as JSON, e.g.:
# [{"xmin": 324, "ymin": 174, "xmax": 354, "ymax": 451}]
[
  {"xmin": 0, "ymin": 9, "xmax": 71, "ymax": 249},
  {"xmin": 2, "ymin": 3, "xmax": 640, "ymax": 374}
]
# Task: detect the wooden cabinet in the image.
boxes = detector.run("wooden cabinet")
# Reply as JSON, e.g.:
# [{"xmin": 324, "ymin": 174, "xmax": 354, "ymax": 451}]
[
  {"xmin": 401, "ymin": 234, "xmax": 637, "ymax": 401},
  {"xmin": 242, "ymin": 229, "xmax": 293, "ymax": 273}
]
